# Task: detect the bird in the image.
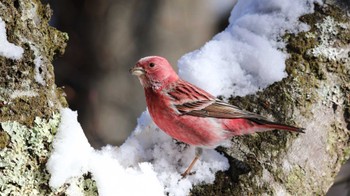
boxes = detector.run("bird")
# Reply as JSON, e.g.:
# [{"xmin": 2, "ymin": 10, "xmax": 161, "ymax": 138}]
[{"xmin": 130, "ymin": 56, "xmax": 304, "ymax": 177}]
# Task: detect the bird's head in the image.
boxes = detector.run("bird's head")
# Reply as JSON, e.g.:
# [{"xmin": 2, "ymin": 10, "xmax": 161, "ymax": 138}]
[{"xmin": 130, "ymin": 56, "xmax": 179, "ymax": 89}]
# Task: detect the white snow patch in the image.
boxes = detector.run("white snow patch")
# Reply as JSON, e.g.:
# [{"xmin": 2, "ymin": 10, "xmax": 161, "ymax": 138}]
[
  {"xmin": 0, "ymin": 17, "xmax": 24, "ymax": 60},
  {"xmin": 33, "ymin": 55, "xmax": 46, "ymax": 85},
  {"xmin": 47, "ymin": 109, "xmax": 93, "ymax": 188},
  {"xmin": 9, "ymin": 90, "xmax": 38, "ymax": 99},
  {"xmin": 18, "ymin": 37, "xmax": 47, "ymax": 85},
  {"xmin": 0, "ymin": 87, "xmax": 38, "ymax": 100},
  {"xmin": 65, "ymin": 178, "xmax": 85, "ymax": 196},
  {"xmin": 48, "ymin": 108, "xmax": 228, "ymax": 196},
  {"xmin": 20, "ymin": 1, "xmax": 41, "ymax": 25},
  {"xmin": 178, "ymin": 0, "xmax": 322, "ymax": 97}
]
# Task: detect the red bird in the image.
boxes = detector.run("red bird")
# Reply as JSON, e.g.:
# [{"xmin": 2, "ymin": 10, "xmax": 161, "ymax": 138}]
[{"xmin": 130, "ymin": 56, "xmax": 304, "ymax": 177}]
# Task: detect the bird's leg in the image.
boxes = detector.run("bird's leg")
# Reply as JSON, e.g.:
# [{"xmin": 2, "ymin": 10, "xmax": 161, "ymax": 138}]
[{"xmin": 181, "ymin": 147, "xmax": 203, "ymax": 177}]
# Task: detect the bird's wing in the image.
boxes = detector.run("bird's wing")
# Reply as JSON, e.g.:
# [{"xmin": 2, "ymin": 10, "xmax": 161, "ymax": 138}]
[
  {"xmin": 167, "ymin": 80, "xmax": 267, "ymax": 120},
  {"xmin": 183, "ymin": 100, "xmax": 268, "ymax": 120},
  {"xmin": 166, "ymin": 80, "xmax": 216, "ymax": 112}
]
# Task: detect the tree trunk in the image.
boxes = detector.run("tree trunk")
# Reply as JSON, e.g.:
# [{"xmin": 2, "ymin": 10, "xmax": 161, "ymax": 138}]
[
  {"xmin": 191, "ymin": 2, "xmax": 350, "ymax": 195},
  {"xmin": 0, "ymin": 0, "xmax": 67, "ymax": 195}
]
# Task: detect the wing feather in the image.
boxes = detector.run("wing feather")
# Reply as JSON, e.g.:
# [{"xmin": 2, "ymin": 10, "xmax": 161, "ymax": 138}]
[
  {"xmin": 166, "ymin": 80, "xmax": 215, "ymax": 112},
  {"xmin": 167, "ymin": 80, "xmax": 267, "ymax": 120},
  {"xmin": 181, "ymin": 100, "xmax": 268, "ymax": 120}
]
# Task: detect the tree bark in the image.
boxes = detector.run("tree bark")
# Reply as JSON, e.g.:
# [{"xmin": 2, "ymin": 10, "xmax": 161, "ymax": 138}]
[
  {"xmin": 191, "ymin": 2, "xmax": 350, "ymax": 195},
  {"xmin": 0, "ymin": 0, "xmax": 67, "ymax": 195}
]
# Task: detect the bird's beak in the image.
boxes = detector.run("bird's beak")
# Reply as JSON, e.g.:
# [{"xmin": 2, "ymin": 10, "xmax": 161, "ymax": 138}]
[{"xmin": 130, "ymin": 67, "xmax": 145, "ymax": 76}]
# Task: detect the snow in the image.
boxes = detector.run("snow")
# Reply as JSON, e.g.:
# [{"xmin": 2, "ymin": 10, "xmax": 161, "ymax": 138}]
[
  {"xmin": 178, "ymin": 0, "xmax": 321, "ymax": 97},
  {"xmin": 47, "ymin": 108, "xmax": 228, "ymax": 196},
  {"xmin": 33, "ymin": 55, "xmax": 46, "ymax": 85},
  {"xmin": 20, "ymin": 1, "xmax": 41, "ymax": 26},
  {"xmin": 47, "ymin": 109, "xmax": 93, "ymax": 188},
  {"xmin": 0, "ymin": 17, "xmax": 24, "ymax": 60},
  {"xmin": 48, "ymin": 0, "xmax": 322, "ymax": 195},
  {"xmin": 10, "ymin": 90, "xmax": 38, "ymax": 99}
]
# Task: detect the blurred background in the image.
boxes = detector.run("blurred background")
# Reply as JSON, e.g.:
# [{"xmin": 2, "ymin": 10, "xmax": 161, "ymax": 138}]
[
  {"xmin": 46, "ymin": 0, "xmax": 234, "ymax": 148},
  {"xmin": 44, "ymin": 0, "xmax": 348, "ymax": 195}
]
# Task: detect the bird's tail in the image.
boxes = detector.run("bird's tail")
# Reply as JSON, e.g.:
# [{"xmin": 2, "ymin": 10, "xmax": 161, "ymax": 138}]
[{"xmin": 250, "ymin": 118, "xmax": 305, "ymax": 133}]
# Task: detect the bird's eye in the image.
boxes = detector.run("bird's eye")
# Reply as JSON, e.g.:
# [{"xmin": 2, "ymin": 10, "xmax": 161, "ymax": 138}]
[{"xmin": 149, "ymin": 63, "xmax": 155, "ymax": 68}]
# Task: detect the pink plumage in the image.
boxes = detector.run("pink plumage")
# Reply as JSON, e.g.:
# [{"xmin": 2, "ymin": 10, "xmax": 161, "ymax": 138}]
[{"xmin": 130, "ymin": 56, "xmax": 303, "ymax": 176}]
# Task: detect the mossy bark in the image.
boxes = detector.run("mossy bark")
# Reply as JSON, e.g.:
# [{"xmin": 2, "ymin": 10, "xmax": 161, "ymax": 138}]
[
  {"xmin": 191, "ymin": 2, "xmax": 350, "ymax": 195},
  {"xmin": 0, "ymin": 0, "xmax": 68, "ymax": 195}
]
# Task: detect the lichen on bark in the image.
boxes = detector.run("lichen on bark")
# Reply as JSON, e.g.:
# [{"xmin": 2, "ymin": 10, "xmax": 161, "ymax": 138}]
[
  {"xmin": 0, "ymin": 114, "xmax": 60, "ymax": 195},
  {"xmin": 191, "ymin": 3, "xmax": 350, "ymax": 195},
  {"xmin": 0, "ymin": 0, "xmax": 69, "ymax": 194}
]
